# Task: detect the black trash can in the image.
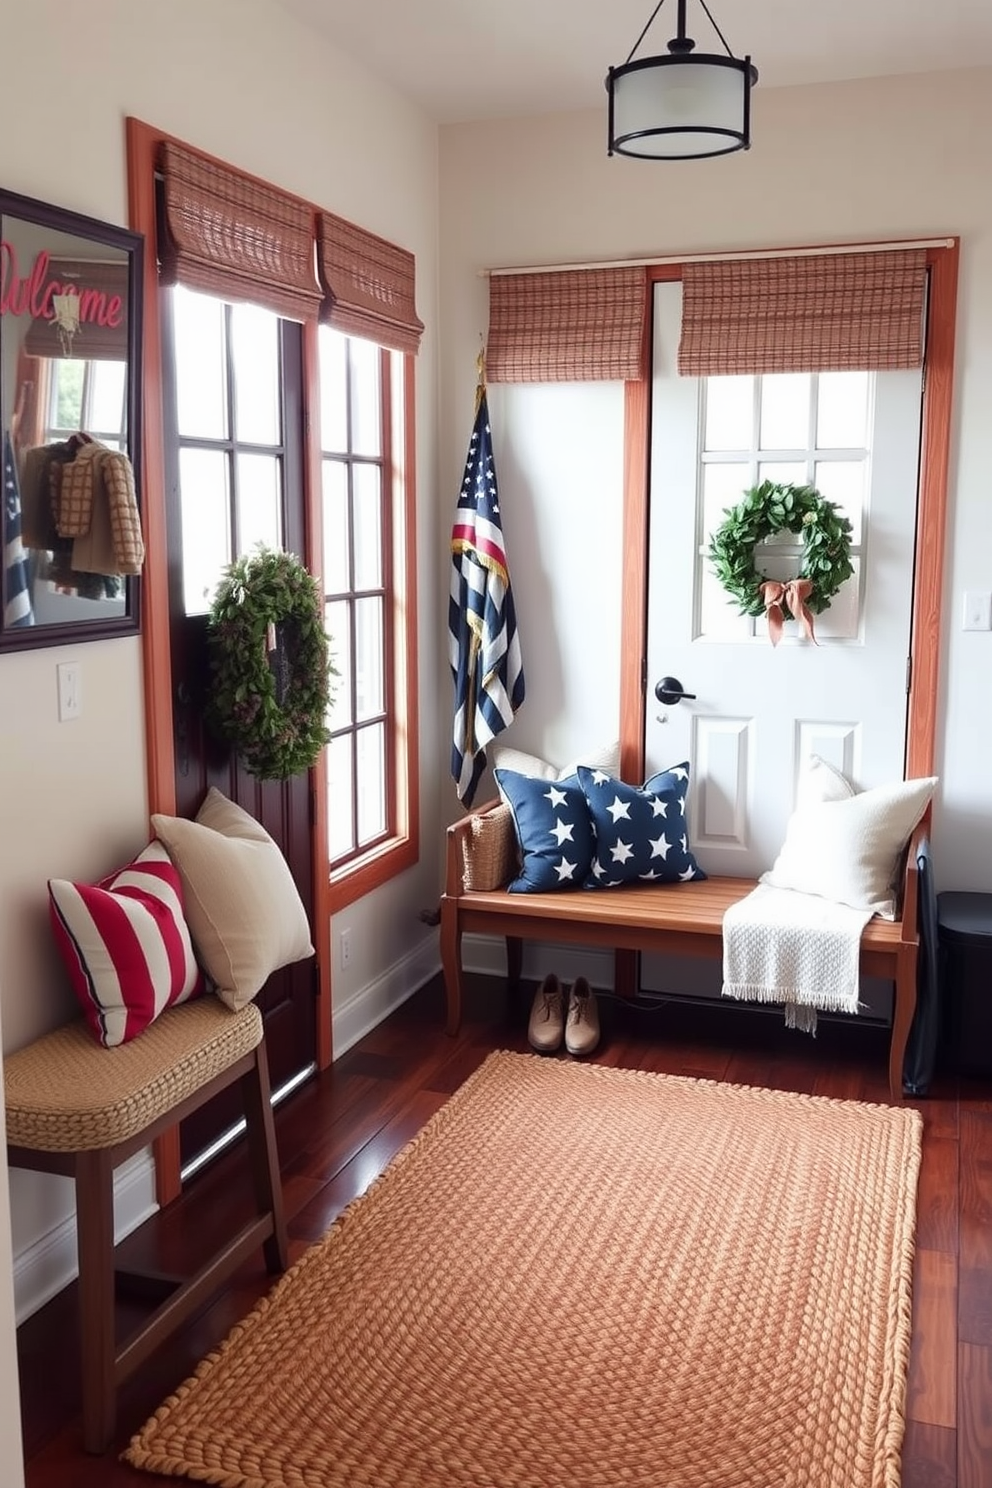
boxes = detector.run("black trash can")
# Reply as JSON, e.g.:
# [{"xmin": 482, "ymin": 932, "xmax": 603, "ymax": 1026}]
[{"xmin": 937, "ymin": 890, "xmax": 992, "ymax": 1079}]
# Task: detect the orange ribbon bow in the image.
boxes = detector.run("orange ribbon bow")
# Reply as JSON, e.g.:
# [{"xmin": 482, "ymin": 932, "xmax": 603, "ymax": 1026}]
[{"xmin": 760, "ymin": 578, "xmax": 817, "ymax": 647}]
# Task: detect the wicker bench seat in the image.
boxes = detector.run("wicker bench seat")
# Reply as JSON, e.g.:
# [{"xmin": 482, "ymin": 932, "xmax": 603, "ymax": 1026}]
[
  {"xmin": 4, "ymin": 997, "xmax": 287, "ymax": 1453},
  {"xmin": 440, "ymin": 799, "xmax": 922, "ymax": 1104}
]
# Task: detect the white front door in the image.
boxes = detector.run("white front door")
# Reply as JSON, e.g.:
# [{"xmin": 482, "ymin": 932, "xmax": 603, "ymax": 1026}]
[{"xmin": 644, "ymin": 280, "xmax": 924, "ymax": 880}]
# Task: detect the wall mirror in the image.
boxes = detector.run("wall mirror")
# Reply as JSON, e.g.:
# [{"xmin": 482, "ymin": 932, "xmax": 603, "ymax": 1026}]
[{"xmin": 0, "ymin": 187, "xmax": 143, "ymax": 651}]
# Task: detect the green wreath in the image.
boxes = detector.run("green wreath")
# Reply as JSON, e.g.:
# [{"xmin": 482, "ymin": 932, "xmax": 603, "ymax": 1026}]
[
  {"xmin": 206, "ymin": 547, "xmax": 336, "ymax": 781},
  {"xmin": 708, "ymin": 480, "xmax": 854, "ymax": 620}
]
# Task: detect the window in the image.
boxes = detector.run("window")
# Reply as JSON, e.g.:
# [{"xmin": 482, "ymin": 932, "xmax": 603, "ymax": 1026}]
[
  {"xmin": 319, "ymin": 326, "xmax": 404, "ymax": 873},
  {"xmin": 166, "ymin": 286, "xmax": 290, "ymax": 616},
  {"xmin": 698, "ymin": 369, "xmax": 871, "ymax": 639},
  {"xmin": 44, "ymin": 357, "xmax": 128, "ymax": 449}
]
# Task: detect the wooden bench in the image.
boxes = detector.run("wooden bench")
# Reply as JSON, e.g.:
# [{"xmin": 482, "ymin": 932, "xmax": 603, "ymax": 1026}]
[{"xmin": 440, "ymin": 799, "xmax": 922, "ymax": 1104}]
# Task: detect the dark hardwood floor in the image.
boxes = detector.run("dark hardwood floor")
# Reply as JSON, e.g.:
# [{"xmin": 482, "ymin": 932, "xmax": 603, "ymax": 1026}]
[{"xmin": 14, "ymin": 972, "xmax": 992, "ymax": 1487}]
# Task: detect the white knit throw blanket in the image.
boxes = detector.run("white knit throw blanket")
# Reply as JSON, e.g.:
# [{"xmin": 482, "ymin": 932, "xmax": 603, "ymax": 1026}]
[{"xmin": 722, "ymin": 884, "xmax": 872, "ymax": 1033}]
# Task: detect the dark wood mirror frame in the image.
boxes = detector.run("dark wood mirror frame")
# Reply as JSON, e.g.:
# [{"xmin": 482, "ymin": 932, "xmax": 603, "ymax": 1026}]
[{"xmin": 0, "ymin": 186, "xmax": 143, "ymax": 651}]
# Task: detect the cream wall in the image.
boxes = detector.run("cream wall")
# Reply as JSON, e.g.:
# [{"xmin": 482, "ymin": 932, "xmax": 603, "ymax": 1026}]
[
  {"xmin": 439, "ymin": 67, "xmax": 992, "ymax": 891},
  {"xmin": 0, "ymin": 0, "xmax": 442, "ymax": 1435}
]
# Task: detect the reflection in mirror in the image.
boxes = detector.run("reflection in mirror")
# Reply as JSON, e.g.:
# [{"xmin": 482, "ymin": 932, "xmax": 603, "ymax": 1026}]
[{"xmin": 0, "ymin": 188, "xmax": 143, "ymax": 650}]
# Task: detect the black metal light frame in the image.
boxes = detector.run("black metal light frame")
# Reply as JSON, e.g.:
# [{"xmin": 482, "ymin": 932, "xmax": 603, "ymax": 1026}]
[{"xmin": 606, "ymin": 0, "xmax": 758, "ymax": 160}]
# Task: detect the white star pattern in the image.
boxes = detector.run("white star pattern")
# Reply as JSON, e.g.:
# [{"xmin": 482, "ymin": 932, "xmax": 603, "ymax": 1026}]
[
  {"xmin": 650, "ymin": 797, "xmax": 668, "ymax": 818},
  {"xmin": 607, "ymin": 796, "xmax": 631, "ymax": 824},
  {"xmin": 671, "ymin": 767, "xmax": 688, "ymax": 782},
  {"xmin": 591, "ymin": 859, "xmax": 606, "ymax": 879},
  {"xmin": 611, "ymin": 839, "xmax": 634, "ymax": 865},
  {"xmin": 679, "ymin": 866, "xmax": 697, "ymax": 881},
  {"xmin": 590, "ymin": 769, "xmax": 610, "ymax": 786},
  {"xmin": 550, "ymin": 818, "xmax": 574, "ymax": 846},
  {"xmin": 650, "ymin": 834, "xmax": 671, "ymax": 860},
  {"xmin": 545, "ymin": 785, "xmax": 569, "ymax": 808},
  {"xmin": 555, "ymin": 858, "xmax": 578, "ymax": 882}
]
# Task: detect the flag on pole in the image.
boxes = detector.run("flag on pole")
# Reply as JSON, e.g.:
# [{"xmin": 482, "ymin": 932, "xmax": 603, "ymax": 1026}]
[
  {"xmin": 449, "ymin": 370, "xmax": 524, "ymax": 806},
  {"xmin": 3, "ymin": 432, "xmax": 35, "ymax": 630}
]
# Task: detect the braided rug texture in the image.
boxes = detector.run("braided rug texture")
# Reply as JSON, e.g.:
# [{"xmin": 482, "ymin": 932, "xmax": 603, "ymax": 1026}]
[{"xmin": 126, "ymin": 1050, "xmax": 921, "ymax": 1488}]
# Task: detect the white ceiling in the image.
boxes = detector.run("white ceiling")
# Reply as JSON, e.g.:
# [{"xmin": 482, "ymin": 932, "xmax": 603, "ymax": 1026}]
[{"xmin": 276, "ymin": 0, "xmax": 992, "ymax": 123}]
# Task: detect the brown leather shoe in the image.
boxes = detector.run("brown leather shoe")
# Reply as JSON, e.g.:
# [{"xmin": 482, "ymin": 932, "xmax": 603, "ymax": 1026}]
[
  {"xmin": 528, "ymin": 974, "xmax": 565, "ymax": 1053},
  {"xmin": 565, "ymin": 976, "xmax": 600, "ymax": 1056}
]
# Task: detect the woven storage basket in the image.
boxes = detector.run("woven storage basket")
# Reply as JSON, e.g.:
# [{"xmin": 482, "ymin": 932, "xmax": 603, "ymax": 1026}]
[{"xmin": 461, "ymin": 804, "xmax": 519, "ymax": 891}]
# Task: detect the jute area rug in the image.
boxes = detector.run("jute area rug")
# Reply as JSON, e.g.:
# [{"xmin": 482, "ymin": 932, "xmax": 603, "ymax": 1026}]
[{"xmin": 126, "ymin": 1051, "xmax": 922, "ymax": 1488}]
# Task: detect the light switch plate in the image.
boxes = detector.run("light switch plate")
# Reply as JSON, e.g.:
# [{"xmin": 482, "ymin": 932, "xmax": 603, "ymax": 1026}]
[
  {"xmin": 963, "ymin": 591, "xmax": 992, "ymax": 631},
  {"xmin": 57, "ymin": 662, "xmax": 81, "ymax": 720}
]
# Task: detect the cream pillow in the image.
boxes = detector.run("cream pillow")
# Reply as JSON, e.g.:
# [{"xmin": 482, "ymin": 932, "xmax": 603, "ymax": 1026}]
[
  {"xmin": 796, "ymin": 753, "xmax": 856, "ymax": 809},
  {"xmin": 491, "ymin": 739, "xmax": 621, "ymax": 783},
  {"xmin": 761, "ymin": 776, "xmax": 936, "ymax": 919},
  {"xmin": 152, "ymin": 789, "xmax": 314, "ymax": 1010}
]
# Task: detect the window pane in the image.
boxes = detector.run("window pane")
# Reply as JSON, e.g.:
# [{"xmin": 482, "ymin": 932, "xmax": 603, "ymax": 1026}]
[
  {"xmin": 231, "ymin": 303, "xmax": 280, "ymax": 446},
  {"xmin": 172, "ymin": 287, "xmax": 227, "ymax": 439},
  {"xmin": 87, "ymin": 360, "xmax": 127, "ymax": 438},
  {"xmin": 813, "ymin": 460, "xmax": 865, "ymax": 544},
  {"xmin": 759, "ymin": 373, "xmax": 811, "ymax": 451},
  {"xmin": 327, "ymin": 736, "xmax": 354, "ymax": 861},
  {"xmin": 702, "ymin": 462, "xmax": 751, "ymax": 540},
  {"xmin": 703, "ymin": 376, "xmax": 753, "ymax": 451},
  {"xmin": 326, "ymin": 600, "xmax": 352, "ymax": 729},
  {"xmin": 350, "ymin": 337, "xmax": 381, "ymax": 457},
  {"xmin": 179, "ymin": 448, "xmax": 229, "ymax": 614},
  {"xmin": 758, "ymin": 460, "xmax": 807, "ymax": 488},
  {"xmin": 319, "ymin": 325, "xmax": 348, "ymax": 453},
  {"xmin": 356, "ymin": 723, "xmax": 386, "ymax": 844},
  {"xmin": 353, "ymin": 465, "xmax": 383, "ymax": 590},
  {"xmin": 817, "ymin": 371, "xmax": 870, "ymax": 449},
  {"xmin": 355, "ymin": 596, "xmax": 384, "ymax": 719},
  {"xmin": 52, "ymin": 360, "xmax": 84, "ymax": 429},
  {"xmin": 236, "ymin": 453, "xmax": 282, "ymax": 556},
  {"xmin": 322, "ymin": 459, "xmax": 350, "ymax": 593}
]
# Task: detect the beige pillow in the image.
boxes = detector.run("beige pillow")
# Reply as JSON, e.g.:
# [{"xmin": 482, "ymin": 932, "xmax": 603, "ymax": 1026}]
[
  {"xmin": 491, "ymin": 739, "xmax": 621, "ymax": 783},
  {"xmin": 796, "ymin": 753, "xmax": 856, "ymax": 810},
  {"xmin": 152, "ymin": 789, "xmax": 314, "ymax": 1010},
  {"xmin": 761, "ymin": 775, "xmax": 936, "ymax": 919}
]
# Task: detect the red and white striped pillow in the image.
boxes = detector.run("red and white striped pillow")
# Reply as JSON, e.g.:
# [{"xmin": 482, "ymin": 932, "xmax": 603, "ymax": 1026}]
[{"xmin": 49, "ymin": 841, "xmax": 205, "ymax": 1047}]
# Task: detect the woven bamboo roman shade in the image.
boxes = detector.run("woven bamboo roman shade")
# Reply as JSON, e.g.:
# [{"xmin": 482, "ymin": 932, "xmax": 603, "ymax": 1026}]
[
  {"xmin": 678, "ymin": 250, "xmax": 928, "ymax": 375},
  {"xmin": 158, "ymin": 142, "xmax": 322, "ymax": 322},
  {"xmin": 487, "ymin": 267, "xmax": 648, "ymax": 382},
  {"xmin": 317, "ymin": 211, "xmax": 423, "ymax": 355}
]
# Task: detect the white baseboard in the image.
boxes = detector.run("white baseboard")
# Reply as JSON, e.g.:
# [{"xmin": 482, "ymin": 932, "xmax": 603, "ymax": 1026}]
[
  {"xmin": 13, "ymin": 1151, "xmax": 158, "ymax": 1326},
  {"xmin": 332, "ymin": 940, "xmax": 442, "ymax": 1057}
]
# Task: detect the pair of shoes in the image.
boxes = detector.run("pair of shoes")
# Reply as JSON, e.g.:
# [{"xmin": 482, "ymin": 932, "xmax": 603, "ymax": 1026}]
[{"xmin": 527, "ymin": 975, "xmax": 600, "ymax": 1057}]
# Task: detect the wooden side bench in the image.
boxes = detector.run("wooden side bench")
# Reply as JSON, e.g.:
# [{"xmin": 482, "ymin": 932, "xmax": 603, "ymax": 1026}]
[
  {"xmin": 4, "ymin": 997, "xmax": 288, "ymax": 1453},
  {"xmin": 440, "ymin": 799, "xmax": 922, "ymax": 1104}
]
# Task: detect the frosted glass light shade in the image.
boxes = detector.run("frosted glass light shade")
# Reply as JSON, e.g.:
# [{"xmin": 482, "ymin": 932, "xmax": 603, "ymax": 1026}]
[{"xmin": 608, "ymin": 54, "xmax": 753, "ymax": 159}]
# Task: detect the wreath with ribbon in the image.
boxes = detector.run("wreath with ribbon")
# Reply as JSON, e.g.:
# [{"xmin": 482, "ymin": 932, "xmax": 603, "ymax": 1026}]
[
  {"xmin": 707, "ymin": 481, "xmax": 854, "ymax": 645},
  {"xmin": 206, "ymin": 547, "xmax": 336, "ymax": 780}
]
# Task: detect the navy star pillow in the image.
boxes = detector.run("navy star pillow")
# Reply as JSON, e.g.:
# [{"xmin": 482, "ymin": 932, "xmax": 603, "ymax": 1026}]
[
  {"xmin": 494, "ymin": 768, "xmax": 596, "ymax": 893},
  {"xmin": 576, "ymin": 763, "xmax": 707, "ymax": 889}
]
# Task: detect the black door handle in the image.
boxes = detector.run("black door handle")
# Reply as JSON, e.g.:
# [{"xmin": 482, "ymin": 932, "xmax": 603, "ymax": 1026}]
[{"xmin": 654, "ymin": 676, "xmax": 696, "ymax": 706}]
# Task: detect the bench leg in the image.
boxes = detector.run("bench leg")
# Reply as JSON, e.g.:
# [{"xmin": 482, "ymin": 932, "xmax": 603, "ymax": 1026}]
[
  {"xmin": 241, "ymin": 1041, "xmax": 288, "ymax": 1273},
  {"xmin": 75, "ymin": 1149, "xmax": 117, "ymax": 1454},
  {"xmin": 440, "ymin": 895, "xmax": 463, "ymax": 1036},
  {"xmin": 889, "ymin": 944, "xmax": 918, "ymax": 1104}
]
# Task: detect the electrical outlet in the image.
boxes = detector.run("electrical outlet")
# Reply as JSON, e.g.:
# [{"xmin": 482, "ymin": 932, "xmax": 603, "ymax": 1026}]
[
  {"xmin": 340, "ymin": 927, "xmax": 352, "ymax": 969},
  {"xmin": 57, "ymin": 662, "xmax": 81, "ymax": 720}
]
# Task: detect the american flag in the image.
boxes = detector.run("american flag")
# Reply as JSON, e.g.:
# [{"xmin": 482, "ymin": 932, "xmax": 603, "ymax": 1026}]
[
  {"xmin": 3, "ymin": 432, "xmax": 34, "ymax": 629},
  {"xmin": 449, "ymin": 386, "xmax": 524, "ymax": 806}
]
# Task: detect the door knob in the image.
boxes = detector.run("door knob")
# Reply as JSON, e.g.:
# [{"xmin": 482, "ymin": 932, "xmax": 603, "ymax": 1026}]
[{"xmin": 654, "ymin": 676, "xmax": 696, "ymax": 706}]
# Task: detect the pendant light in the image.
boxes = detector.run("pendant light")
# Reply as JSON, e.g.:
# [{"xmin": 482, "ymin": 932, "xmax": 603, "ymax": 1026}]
[{"xmin": 607, "ymin": 0, "xmax": 758, "ymax": 160}]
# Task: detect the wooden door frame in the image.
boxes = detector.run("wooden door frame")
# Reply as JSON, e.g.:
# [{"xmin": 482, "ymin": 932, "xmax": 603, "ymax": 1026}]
[
  {"xmin": 619, "ymin": 243, "xmax": 960, "ymax": 782},
  {"xmin": 126, "ymin": 117, "xmax": 332, "ymax": 1204}
]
